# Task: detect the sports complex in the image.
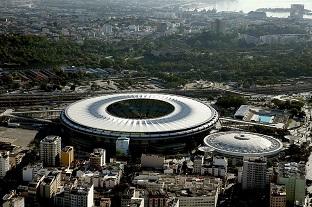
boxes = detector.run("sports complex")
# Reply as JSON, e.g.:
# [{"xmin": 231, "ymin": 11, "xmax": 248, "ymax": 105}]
[{"xmin": 60, "ymin": 93, "xmax": 219, "ymax": 155}]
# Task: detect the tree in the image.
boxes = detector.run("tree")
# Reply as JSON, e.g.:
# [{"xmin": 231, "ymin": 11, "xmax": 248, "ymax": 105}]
[
  {"xmin": 216, "ymin": 95, "xmax": 247, "ymax": 109},
  {"xmin": 70, "ymin": 84, "xmax": 76, "ymax": 91},
  {"xmin": 100, "ymin": 58, "xmax": 113, "ymax": 68}
]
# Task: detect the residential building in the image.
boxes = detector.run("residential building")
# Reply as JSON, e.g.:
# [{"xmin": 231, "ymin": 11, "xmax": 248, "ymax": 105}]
[
  {"xmin": 128, "ymin": 25, "xmax": 139, "ymax": 32},
  {"xmin": 132, "ymin": 173, "xmax": 221, "ymax": 206},
  {"xmin": 70, "ymin": 184, "xmax": 94, "ymax": 207},
  {"xmin": 192, "ymin": 156, "xmax": 204, "ymax": 174},
  {"xmin": 129, "ymin": 198, "xmax": 144, "ymax": 207},
  {"xmin": 102, "ymin": 24, "xmax": 113, "ymax": 34},
  {"xmin": 270, "ymin": 183, "xmax": 286, "ymax": 207},
  {"xmin": 40, "ymin": 136, "xmax": 62, "ymax": 166},
  {"xmin": 289, "ymin": 4, "xmax": 304, "ymax": 19},
  {"xmin": 76, "ymin": 161, "xmax": 123, "ymax": 189},
  {"xmin": 90, "ymin": 148, "xmax": 106, "ymax": 168},
  {"xmin": 157, "ymin": 23, "xmax": 168, "ymax": 33},
  {"xmin": 212, "ymin": 19, "xmax": 226, "ymax": 34},
  {"xmin": 25, "ymin": 174, "xmax": 46, "ymax": 206},
  {"xmin": 0, "ymin": 151, "xmax": 10, "ymax": 178},
  {"xmin": 201, "ymin": 156, "xmax": 228, "ymax": 178},
  {"xmin": 22, "ymin": 163, "xmax": 44, "ymax": 182},
  {"xmin": 121, "ymin": 188, "xmax": 144, "ymax": 207},
  {"xmin": 9, "ymin": 152, "xmax": 25, "ymax": 168},
  {"xmin": 242, "ymin": 157, "xmax": 267, "ymax": 191},
  {"xmin": 173, "ymin": 188, "xmax": 219, "ymax": 207},
  {"xmin": 148, "ymin": 190, "xmax": 167, "ymax": 207},
  {"xmin": 96, "ymin": 197, "xmax": 111, "ymax": 207},
  {"xmin": 54, "ymin": 183, "xmax": 94, "ymax": 207},
  {"xmin": 141, "ymin": 154, "xmax": 165, "ymax": 169},
  {"xmin": 61, "ymin": 146, "xmax": 74, "ymax": 167},
  {"xmin": 277, "ymin": 162, "xmax": 305, "ymax": 206},
  {"xmin": 39, "ymin": 170, "xmax": 61, "ymax": 199},
  {"xmin": 2, "ymin": 190, "xmax": 25, "ymax": 207},
  {"xmin": 132, "ymin": 173, "xmax": 165, "ymax": 191}
]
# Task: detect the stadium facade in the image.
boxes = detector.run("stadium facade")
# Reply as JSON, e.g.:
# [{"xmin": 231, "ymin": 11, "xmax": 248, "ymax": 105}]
[{"xmin": 60, "ymin": 93, "xmax": 219, "ymax": 155}]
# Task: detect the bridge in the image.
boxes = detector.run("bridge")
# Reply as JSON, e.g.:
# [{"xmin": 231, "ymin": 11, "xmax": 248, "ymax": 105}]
[
  {"xmin": 0, "ymin": 87, "xmax": 254, "ymax": 107},
  {"xmin": 0, "ymin": 109, "xmax": 61, "ymax": 125},
  {"xmin": 11, "ymin": 109, "xmax": 62, "ymax": 120},
  {"xmin": 219, "ymin": 117, "xmax": 285, "ymax": 129}
]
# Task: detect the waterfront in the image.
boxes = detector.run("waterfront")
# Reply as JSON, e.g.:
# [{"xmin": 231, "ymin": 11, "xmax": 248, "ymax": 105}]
[{"xmin": 187, "ymin": 0, "xmax": 312, "ymax": 13}]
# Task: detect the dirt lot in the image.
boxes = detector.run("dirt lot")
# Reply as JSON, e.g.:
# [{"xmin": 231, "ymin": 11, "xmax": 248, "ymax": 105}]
[{"xmin": 0, "ymin": 127, "xmax": 37, "ymax": 149}]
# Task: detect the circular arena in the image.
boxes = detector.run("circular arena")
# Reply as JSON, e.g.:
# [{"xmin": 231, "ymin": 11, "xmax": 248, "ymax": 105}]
[
  {"xmin": 203, "ymin": 131, "xmax": 283, "ymax": 158},
  {"xmin": 60, "ymin": 93, "xmax": 219, "ymax": 155}
]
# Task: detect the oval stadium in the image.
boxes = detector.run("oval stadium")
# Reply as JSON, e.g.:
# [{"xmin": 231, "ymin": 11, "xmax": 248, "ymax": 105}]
[
  {"xmin": 60, "ymin": 93, "xmax": 219, "ymax": 155},
  {"xmin": 203, "ymin": 131, "xmax": 283, "ymax": 158}
]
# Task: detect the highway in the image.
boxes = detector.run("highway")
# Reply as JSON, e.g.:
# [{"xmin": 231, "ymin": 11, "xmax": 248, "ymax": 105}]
[{"xmin": 0, "ymin": 87, "xmax": 251, "ymax": 107}]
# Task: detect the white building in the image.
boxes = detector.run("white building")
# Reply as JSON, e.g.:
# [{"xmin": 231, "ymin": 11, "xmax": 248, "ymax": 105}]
[
  {"xmin": 193, "ymin": 156, "xmax": 204, "ymax": 174},
  {"xmin": 22, "ymin": 163, "xmax": 52, "ymax": 182},
  {"xmin": 76, "ymin": 161, "xmax": 123, "ymax": 190},
  {"xmin": 70, "ymin": 184, "xmax": 94, "ymax": 207},
  {"xmin": 172, "ymin": 180, "xmax": 220, "ymax": 207},
  {"xmin": 61, "ymin": 28, "xmax": 70, "ymax": 36},
  {"xmin": 116, "ymin": 137, "xmax": 130, "ymax": 156},
  {"xmin": 0, "ymin": 151, "xmax": 10, "ymax": 178},
  {"xmin": 141, "ymin": 154, "xmax": 165, "ymax": 169},
  {"xmin": 102, "ymin": 24, "xmax": 113, "ymax": 34},
  {"xmin": 2, "ymin": 190, "xmax": 25, "ymax": 207},
  {"xmin": 128, "ymin": 25, "xmax": 139, "ymax": 32},
  {"xmin": 121, "ymin": 188, "xmax": 144, "ymax": 207},
  {"xmin": 90, "ymin": 148, "xmax": 106, "ymax": 167},
  {"xmin": 201, "ymin": 156, "xmax": 228, "ymax": 178},
  {"xmin": 77, "ymin": 171, "xmax": 121, "ymax": 189},
  {"xmin": 40, "ymin": 136, "xmax": 62, "ymax": 166},
  {"xmin": 54, "ymin": 184, "xmax": 94, "ymax": 207},
  {"xmin": 213, "ymin": 156, "xmax": 228, "ymax": 168},
  {"xmin": 242, "ymin": 157, "xmax": 267, "ymax": 191},
  {"xmin": 176, "ymin": 194, "xmax": 218, "ymax": 207},
  {"xmin": 260, "ymin": 34, "xmax": 307, "ymax": 45},
  {"xmin": 39, "ymin": 170, "xmax": 62, "ymax": 199},
  {"xmin": 132, "ymin": 173, "xmax": 164, "ymax": 191}
]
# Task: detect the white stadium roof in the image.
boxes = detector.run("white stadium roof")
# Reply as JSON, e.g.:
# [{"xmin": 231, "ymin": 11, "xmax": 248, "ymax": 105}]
[
  {"xmin": 204, "ymin": 131, "xmax": 283, "ymax": 157},
  {"xmin": 61, "ymin": 93, "xmax": 218, "ymax": 138}
]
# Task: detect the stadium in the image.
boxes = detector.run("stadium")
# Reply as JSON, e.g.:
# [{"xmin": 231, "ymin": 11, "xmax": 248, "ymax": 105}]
[
  {"xmin": 60, "ymin": 93, "xmax": 219, "ymax": 155},
  {"xmin": 203, "ymin": 131, "xmax": 283, "ymax": 164}
]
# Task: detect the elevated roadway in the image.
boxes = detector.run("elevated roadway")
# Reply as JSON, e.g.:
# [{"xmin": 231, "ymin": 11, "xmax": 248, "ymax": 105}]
[{"xmin": 0, "ymin": 87, "xmax": 253, "ymax": 107}]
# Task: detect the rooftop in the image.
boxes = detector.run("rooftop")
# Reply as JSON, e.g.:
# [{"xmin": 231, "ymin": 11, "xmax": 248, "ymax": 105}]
[
  {"xmin": 0, "ymin": 151, "xmax": 9, "ymax": 158},
  {"xmin": 61, "ymin": 93, "xmax": 218, "ymax": 137},
  {"xmin": 278, "ymin": 162, "xmax": 305, "ymax": 177},
  {"xmin": 62, "ymin": 146, "xmax": 73, "ymax": 152},
  {"xmin": 71, "ymin": 184, "xmax": 93, "ymax": 195},
  {"xmin": 41, "ymin": 135, "xmax": 61, "ymax": 143},
  {"xmin": 204, "ymin": 131, "xmax": 283, "ymax": 157},
  {"xmin": 271, "ymin": 183, "xmax": 286, "ymax": 196}
]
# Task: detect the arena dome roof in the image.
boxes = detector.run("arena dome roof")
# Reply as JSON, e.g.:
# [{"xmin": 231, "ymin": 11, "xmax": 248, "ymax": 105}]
[{"xmin": 203, "ymin": 131, "xmax": 283, "ymax": 157}]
